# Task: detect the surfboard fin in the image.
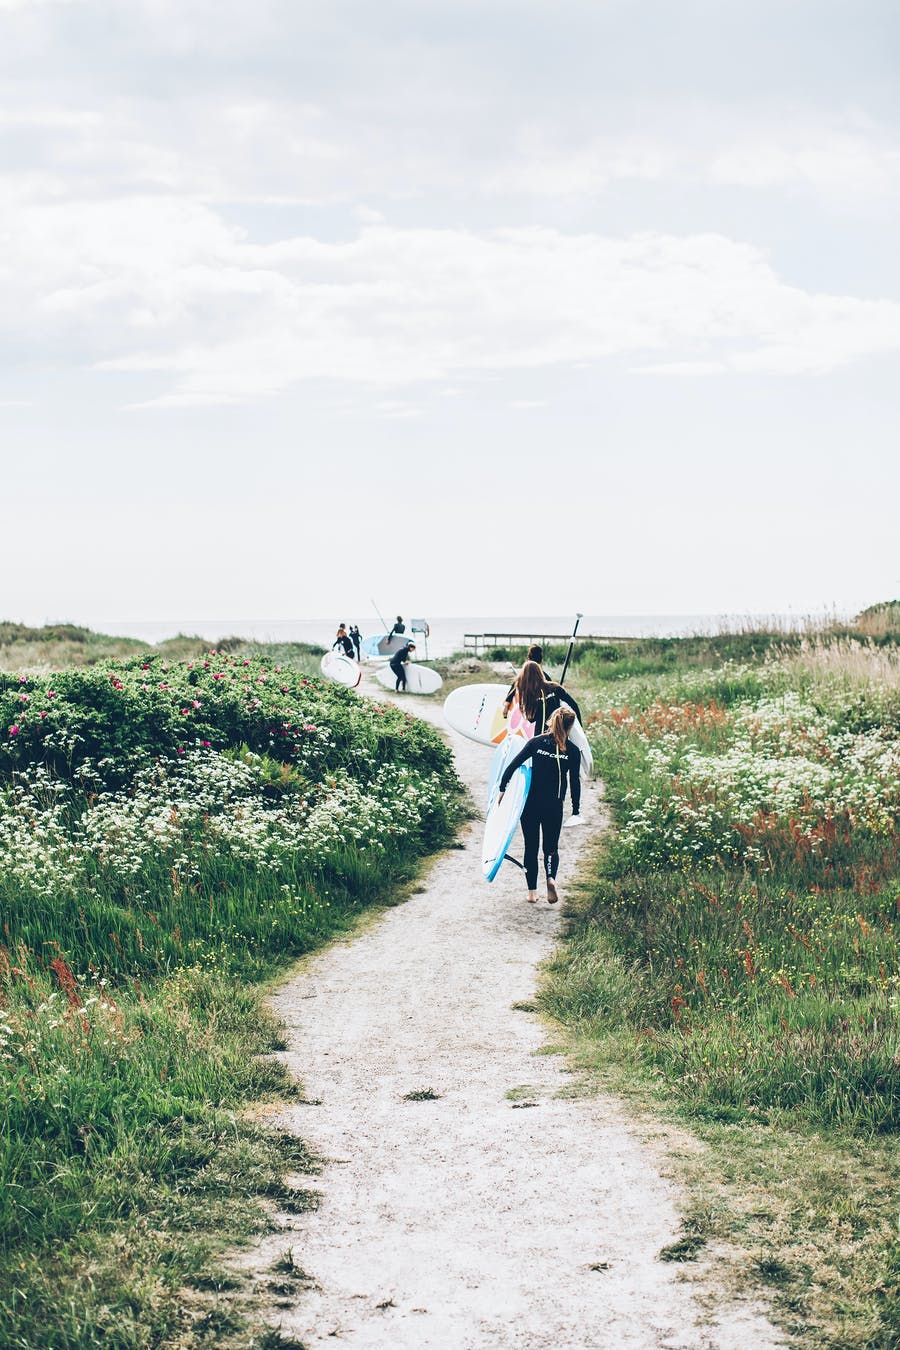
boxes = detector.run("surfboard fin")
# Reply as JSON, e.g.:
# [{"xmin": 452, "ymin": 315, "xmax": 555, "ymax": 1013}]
[{"xmin": 503, "ymin": 854, "xmax": 526, "ymax": 870}]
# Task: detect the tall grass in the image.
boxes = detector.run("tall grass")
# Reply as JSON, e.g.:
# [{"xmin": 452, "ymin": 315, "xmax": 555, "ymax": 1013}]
[{"xmin": 543, "ymin": 640, "xmax": 900, "ymax": 1345}]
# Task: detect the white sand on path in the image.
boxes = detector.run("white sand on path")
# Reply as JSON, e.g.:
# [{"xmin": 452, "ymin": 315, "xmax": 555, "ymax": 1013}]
[{"xmin": 242, "ymin": 681, "xmax": 780, "ymax": 1348}]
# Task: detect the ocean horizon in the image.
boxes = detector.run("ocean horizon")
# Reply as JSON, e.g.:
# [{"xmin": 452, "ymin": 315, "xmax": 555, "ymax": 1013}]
[{"xmin": 84, "ymin": 612, "xmax": 847, "ymax": 660}]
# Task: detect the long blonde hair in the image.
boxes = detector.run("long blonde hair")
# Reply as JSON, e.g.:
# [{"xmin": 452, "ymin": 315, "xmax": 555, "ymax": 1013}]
[
  {"xmin": 547, "ymin": 705, "xmax": 575, "ymax": 751},
  {"xmin": 515, "ymin": 660, "xmax": 551, "ymax": 722}
]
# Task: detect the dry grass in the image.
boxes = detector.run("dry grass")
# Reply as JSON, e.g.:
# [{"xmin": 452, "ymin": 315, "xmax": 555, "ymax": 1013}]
[{"xmin": 772, "ymin": 638, "xmax": 900, "ymax": 691}]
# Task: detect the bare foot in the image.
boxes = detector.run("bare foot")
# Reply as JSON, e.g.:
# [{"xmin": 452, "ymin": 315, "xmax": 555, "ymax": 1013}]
[
  {"xmin": 526, "ymin": 890, "xmax": 538, "ymax": 904},
  {"xmin": 546, "ymin": 878, "xmax": 559, "ymax": 905}
]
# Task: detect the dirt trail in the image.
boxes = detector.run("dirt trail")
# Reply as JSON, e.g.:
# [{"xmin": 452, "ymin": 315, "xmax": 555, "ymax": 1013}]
[{"xmin": 244, "ymin": 683, "xmax": 779, "ymax": 1348}]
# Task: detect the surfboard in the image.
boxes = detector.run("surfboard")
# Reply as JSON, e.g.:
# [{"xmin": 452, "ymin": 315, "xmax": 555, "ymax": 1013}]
[
  {"xmin": 443, "ymin": 683, "xmax": 593, "ymax": 777},
  {"xmin": 362, "ymin": 633, "xmax": 411, "ymax": 658},
  {"xmin": 482, "ymin": 732, "xmax": 532, "ymax": 881},
  {"xmin": 320, "ymin": 651, "xmax": 362, "ymax": 688},
  {"xmin": 375, "ymin": 663, "xmax": 443, "ymax": 695}
]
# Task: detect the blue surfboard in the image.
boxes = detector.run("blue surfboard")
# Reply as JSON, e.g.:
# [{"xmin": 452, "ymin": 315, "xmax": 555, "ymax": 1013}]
[{"xmin": 482, "ymin": 733, "xmax": 532, "ymax": 882}]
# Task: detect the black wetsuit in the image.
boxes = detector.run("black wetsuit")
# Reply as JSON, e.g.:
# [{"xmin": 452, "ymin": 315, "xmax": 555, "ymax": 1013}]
[
  {"xmin": 499, "ymin": 734, "xmax": 582, "ymax": 890},
  {"xmin": 506, "ymin": 682, "xmax": 582, "ymax": 734},
  {"xmin": 349, "ymin": 627, "xmax": 362, "ymax": 660},
  {"xmin": 333, "ymin": 633, "xmax": 355, "ymax": 659},
  {"xmin": 390, "ymin": 622, "xmax": 406, "ymax": 636},
  {"xmin": 389, "ymin": 642, "xmax": 414, "ymax": 690}
]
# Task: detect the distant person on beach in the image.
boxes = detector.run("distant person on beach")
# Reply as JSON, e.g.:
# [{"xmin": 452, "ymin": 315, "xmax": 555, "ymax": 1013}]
[
  {"xmin": 502, "ymin": 659, "xmax": 581, "ymax": 733},
  {"xmin": 389, "ymin": 640, "xmax": 415, "ymax": 691},
  {"xmin": 349, "ymin": 625, "xmax": 362, "ymax": 660},
  {"xmin": 333, "ymin": 624, "xmax": 355, "ymax": 659},
  {"xmin": 498, "ymin": 706, "xmax": 581, "ymax": 904},
  {"xmin": 390, "ymin": 616, "xmax": 406, "ymax": 637}
]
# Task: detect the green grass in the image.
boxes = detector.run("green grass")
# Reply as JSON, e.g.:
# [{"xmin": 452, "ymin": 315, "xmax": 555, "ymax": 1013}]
[
  {"xmin": 542, "ymin": 643, "xmax": 900, "ymax": 1346},
  {"xmin": 0, "ymin": 650, "xmax": 462, "ymax": 1347},
  {"xmin": 0, "ymin": 621, "xmax": 325, "ymax": 677}
]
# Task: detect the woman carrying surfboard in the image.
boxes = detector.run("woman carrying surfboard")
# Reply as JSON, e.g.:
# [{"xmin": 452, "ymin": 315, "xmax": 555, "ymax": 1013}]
[
  {"xmin": 502, "ymin": 660, "xmax": 582, "ymax": 734},
  {"xmin": 333, "ymin": 625, "xmax": 356, "ymax": 660},
  {"xmin": 498, "ymin": 706, "xmax": 581, "ymax": 904},
  {"xmin": 389, "ymin": 640, "xmax": 416, "ymax": 691}
]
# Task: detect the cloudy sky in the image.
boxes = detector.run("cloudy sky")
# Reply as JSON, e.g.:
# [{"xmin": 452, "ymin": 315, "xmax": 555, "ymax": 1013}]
[{"xmin": 2, "ymin": 0, "xmax": 898, "ymax": 628}]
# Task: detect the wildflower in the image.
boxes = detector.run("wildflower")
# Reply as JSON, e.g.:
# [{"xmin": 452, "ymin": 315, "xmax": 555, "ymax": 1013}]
[{"xmin": 9, "ymin": 725, "xmax": 19, "ymax": 736}]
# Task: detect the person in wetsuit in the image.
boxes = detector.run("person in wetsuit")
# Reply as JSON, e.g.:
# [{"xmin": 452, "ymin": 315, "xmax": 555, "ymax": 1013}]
[
  {"xmin": 349, "ymin": 625, "xmax": 362, "ymax": 660},
  {"xmin": 390, "ymin": 616, "xmax": 406, "ymax": 637},
  {"xmin": 333, "ymin": 625, "xmax": 355, "ymax": 659},
  {"xmin": 499, "ymin": 706, "xmax": 581, "ymax": 905},
  {"xmin": 503, "ymin": 644, "xmax": 544, "ymax": 716},
  {"xmin": 389, "ymin": 640, "xmax": 416, "ymax": 691},
  {"xmin": 503, "ymin": 659, "xmax": 582, "ymax": 734}
]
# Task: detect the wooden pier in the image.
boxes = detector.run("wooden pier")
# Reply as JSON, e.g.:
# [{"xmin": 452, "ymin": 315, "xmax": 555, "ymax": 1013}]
[{"xmin": 463, "ymin": 632, "xmax": 631, "ymax": 655}]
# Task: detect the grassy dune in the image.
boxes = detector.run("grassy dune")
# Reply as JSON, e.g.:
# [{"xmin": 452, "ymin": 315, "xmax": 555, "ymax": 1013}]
[
  {"xmin": 548, "ymin": 637, "xmax": 900, "ymax": 1347},
  {"xmin": 0, "ymin": 650, "xmax": 462, "ymax": 1347},
  {"xmin": 0, "ymin": 621, "xmax": 326, "ymax": 677}
]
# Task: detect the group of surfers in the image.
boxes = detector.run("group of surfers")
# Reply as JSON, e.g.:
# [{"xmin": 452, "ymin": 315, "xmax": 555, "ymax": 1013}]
[
  {"xmin": 333, "ymin": 617, "xmax": 418, "ymax": 691},
  {"xmin": 331, "ymin": 623, "xmax": 582, "ymax": 905},
  {"xmin": 498, "ymin": 644, "xmax": 583, "ymax": 907}
]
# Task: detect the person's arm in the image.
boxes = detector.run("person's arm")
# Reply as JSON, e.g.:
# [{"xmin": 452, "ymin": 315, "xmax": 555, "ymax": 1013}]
[
  {"xmin": 498, "ymin": 739, "xmax": 535, "ymax": 795},
  {"xmin": 557, "ymin": 686, "xmax": 582, "ymax": 724},
  {"xmin": 569, "ymin": 746, "xmax": 582, "ymax": 815},
  {"xmin": 502, "ymin": 682, "xmax": 515, "ymax": 718}
]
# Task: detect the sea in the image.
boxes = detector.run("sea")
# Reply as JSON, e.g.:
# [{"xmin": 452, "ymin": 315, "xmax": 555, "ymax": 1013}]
[{"xmin": 90, "ymin": 613, "xmax": 838, "ymax": 661}]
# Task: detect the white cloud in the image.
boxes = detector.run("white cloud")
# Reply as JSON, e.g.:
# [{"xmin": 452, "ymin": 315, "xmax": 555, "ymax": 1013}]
[
  {"xmin": 709, "ymin": 121, "xmax": 900, "ymax": 201},
  {"xmin": 488, "ymin": 116, "xmax": 900, "ymax": 206},
  {"xmin": 3, "ymin": 180, "xmax": 897, "ymax": 403}
]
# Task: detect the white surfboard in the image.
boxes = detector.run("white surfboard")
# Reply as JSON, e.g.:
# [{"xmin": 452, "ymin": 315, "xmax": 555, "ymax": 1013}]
[
  {"xmin": 443, "ymin": 684, "xmax": 510, "ymax": 746},
  {"xmin": 482, "ymin": 733, "xmax": 532, "ymax": 881},
  {"xmin": 320, "ymin": 651, "xmax": 362, "ymax": 688},
  {"xmin": 443, "ymin": 683, "xmax": 593, "ymax": 777},
  {"xmin": 376, "ymin": 663, "xmax": 443, "ymax": 695}
]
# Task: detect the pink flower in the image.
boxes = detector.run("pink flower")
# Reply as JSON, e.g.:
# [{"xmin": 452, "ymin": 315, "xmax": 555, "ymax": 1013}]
[
  {"xmin": 177, "ymin": 747, "xmax": 185, "ymax": 755},
  {"xmin": 192, "ymin": 700, "xmax": 201, "ymax": 709},
  {"xmin": 201, "ymin": 739, "xmax": 211, "ymax": 748},
  {"xmin": 39, "ymin": 711, "xmax": 47, "ymax": 720},
  {"xmin": 46, "ymin": 691, "xmax": 55, "ymax": 699},
  {"xmin": 19, "ymin": 694, "xmax": 28, "ymax": 703},
  {"xmin": 9, "ymin": 725, "xmax": 19, "ymax": 736},
  {"xmin": 17, "ymin": 675, "xmax": 26, "ymax": 683}
]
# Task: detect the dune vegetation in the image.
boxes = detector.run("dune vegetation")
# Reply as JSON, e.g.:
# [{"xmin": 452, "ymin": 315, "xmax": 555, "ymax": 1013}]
[
  {"xmin": 549, "ymin": 636, "xmax": 900, "ymax": 1348},
  {"xmin": 0, "ymin": 647, "xmax": 462, "ymax": 1348}
]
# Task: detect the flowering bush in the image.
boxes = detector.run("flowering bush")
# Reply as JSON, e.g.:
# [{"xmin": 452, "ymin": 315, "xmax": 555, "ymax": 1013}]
[
  {"xmin": 593, "ymin": 690, "xmax": 900, "ymax": 873},
  {"xmin": 0, "ymin": 651, "xmax": 451, "ymax": 788}
]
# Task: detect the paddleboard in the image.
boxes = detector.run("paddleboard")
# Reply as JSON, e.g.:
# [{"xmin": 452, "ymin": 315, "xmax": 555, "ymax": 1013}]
[
  {"xmin": 320, "ymin": 651, "xmax": 362, "ymax": 688},
  {"xmin": 376, "ymin": 663, "xmax": 443, "ymax": 695},
  {"xmin": 362, "ymin": 633, "xmax": 411, "ymax": 658},
  {"xmin": 482, "ymin": 733, "xmax": 532, "ymax": 881},
  {"xmin": 443, "ymin": 683, "xmax": 593, "ymax": 777}
]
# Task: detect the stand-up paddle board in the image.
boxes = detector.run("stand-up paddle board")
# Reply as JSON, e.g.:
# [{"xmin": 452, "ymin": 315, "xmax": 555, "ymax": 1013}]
[
  {"xmin": 482, "ymin": 733, "xmax": 532, "ymax": 881},
  {"xmin": 376, "ymin": 663, "xmax": 443, "ymax": 695},
  {"xmin": 320, "ymin": 652, "xmax": 362, "ymax": 688},
  {"xmin": 362, "ymin": 634, "xmax": 411, "ymax": 659},
  {"xmin": 444, "ymin": 683, "xmax": 593, "ymax": 776}
]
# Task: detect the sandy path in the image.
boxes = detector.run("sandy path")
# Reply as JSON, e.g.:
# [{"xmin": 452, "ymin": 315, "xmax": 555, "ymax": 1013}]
[{"xmin": 244, "ymin": 683, "xmax": 779, "ymax": 1348}]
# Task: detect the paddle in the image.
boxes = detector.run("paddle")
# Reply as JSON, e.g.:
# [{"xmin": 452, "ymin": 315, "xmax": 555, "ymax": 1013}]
[
  {"xmin": 559, "ymin": 612, "xmax": 583, "ymax": 685},
  {"xmin": 370, "ymin": 598, "xmax": 390, "ymax": 634}
]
